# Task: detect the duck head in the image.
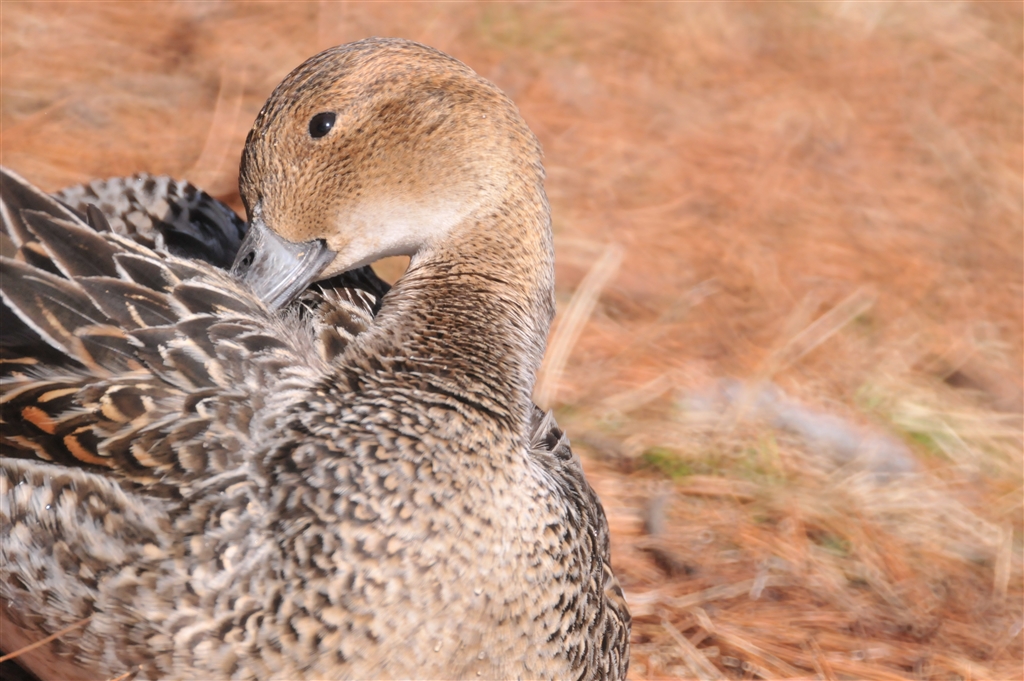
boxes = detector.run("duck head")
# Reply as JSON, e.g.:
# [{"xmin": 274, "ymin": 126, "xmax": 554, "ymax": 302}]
[{"xmin": 231, "ymin": 38, "xmax": 542, "ymax": 309}]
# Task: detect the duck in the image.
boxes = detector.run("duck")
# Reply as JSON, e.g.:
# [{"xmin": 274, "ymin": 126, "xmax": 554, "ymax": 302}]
[{"xmin": 0, "ymin": 37, "xmax": 631, "ymax": 680}]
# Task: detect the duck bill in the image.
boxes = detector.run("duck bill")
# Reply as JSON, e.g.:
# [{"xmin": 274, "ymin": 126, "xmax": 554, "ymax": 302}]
[{"xmin": 231, "ymin": 219, "xmax": 336, "ymax": 310}]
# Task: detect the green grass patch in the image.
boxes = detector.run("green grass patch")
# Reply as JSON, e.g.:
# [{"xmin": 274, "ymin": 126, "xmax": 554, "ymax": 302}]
[{"xmin": 640, "ymin": 446, "xmax": 694, "ymax": 480}]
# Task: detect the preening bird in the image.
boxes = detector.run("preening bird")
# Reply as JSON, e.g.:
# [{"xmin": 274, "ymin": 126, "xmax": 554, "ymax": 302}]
[{"xmin": 0, "ymin": 37, "xmax": 630, "ymax": 680}]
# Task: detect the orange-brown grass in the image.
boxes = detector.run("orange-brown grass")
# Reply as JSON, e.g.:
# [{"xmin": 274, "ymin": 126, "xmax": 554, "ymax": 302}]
[{"xmin": 2, "ymin": 3, "xmax": 1021, "ymax": 679}]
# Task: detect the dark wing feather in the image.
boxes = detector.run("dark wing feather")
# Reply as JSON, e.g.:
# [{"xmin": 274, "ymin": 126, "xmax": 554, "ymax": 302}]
[
  {"xmin": 0, "ymin": 168, "xmax": 86, "ymax": 248},
  {"xmin": 19, "ymin": 209, "xmax": 122, "ymax": 278},
  {"xmin": 0, "ymin": 257, "xmax": 122, "ymax": 369},
  {"xmin": 1, "ymin": 170, "xmax": 81, "ymax": 365}
]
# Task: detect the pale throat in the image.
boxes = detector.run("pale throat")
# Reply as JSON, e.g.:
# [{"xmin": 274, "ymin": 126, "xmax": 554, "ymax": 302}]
[{"xmin": 319, "ymin": 195, "xmax": 480, "ymax": 278}]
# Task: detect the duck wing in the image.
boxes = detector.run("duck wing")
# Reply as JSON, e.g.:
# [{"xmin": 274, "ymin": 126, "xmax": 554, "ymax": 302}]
[
  {"xmin": 0, "ymin": 167, "xmax": 327, "ymax": 486},
  {"xmin": 2, "ymin": 169, "xmax": 247, "ymax": 370}
]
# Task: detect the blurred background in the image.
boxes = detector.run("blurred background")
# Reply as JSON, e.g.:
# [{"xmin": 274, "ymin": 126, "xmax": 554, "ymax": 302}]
[{"xmin": 2, "ymin": 3, "xmax": 1021, "ymax": 678}]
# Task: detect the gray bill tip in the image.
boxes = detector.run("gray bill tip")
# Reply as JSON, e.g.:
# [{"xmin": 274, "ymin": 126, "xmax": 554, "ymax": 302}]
[{"xmin": 231, "ymin": 219, "xmax": 336, "ymax": 310}]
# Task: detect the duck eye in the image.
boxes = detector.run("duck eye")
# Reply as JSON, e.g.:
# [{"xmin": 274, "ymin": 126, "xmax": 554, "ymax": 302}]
[{"xmin": 309, "ymin": 112, "xmax": 336, "ymax": 139}]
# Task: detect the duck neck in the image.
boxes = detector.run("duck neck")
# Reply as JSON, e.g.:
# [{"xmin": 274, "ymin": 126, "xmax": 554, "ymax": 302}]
[{"xmin": 361, "ymin": 171, "xmax": 554, "ymax": 432}]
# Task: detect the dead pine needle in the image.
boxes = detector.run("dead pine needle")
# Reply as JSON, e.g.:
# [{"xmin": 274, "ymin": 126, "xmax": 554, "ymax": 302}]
[
  {"xmin": 713, "ymin": 624, "xmax": 805, "ymax": 678},
  {"xmin": 535, "ymin": 242, "xmax": 623, "ymax": 408},
  {"xmin": 106, "ymin": 666, "xmax": 142, "ymax": 681},
  {"xmin": 0, "ymin": 615, "xmax": 93, "ymax": 663},
  {"xmin": 671, "ymin": 577, "xmax": 784, "ymax": 611},
  {"xmin": 993, "ymin": 522, "xmax": 1012, "ymax": 601},
  {"xmin": 802, "ymin": 637, "xmax": 838, "ymax": 681},
  {"xmin": 662, "ymin": 616, "xmax": 724, "ymax": 680},
  {"xmin": 772, "ymin": 287, "xmax": 878, "ymax": 376},
  {"xmin": 186, "ymin": 63, "xmax": 247, "ymax": 196}
]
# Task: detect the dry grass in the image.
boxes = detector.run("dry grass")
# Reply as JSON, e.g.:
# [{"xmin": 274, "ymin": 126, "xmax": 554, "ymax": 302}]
[{"xmin": 2, "ymin": 2, "xmax": 1021, "ymax": 679}]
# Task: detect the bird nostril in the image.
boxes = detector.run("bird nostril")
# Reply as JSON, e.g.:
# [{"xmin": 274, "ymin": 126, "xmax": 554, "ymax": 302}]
[{"xmin": 239, "ymin": 251, "xmax": 255, "ymax": 272}]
